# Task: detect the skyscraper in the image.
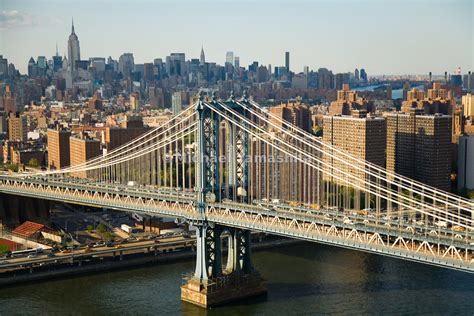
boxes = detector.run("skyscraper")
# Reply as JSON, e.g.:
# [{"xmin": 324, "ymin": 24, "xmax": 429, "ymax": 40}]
[
  {"xmin": 360, "ymin": 68, "xmax": 367, "ymax": 82},
  {"xmin": 52, "ymin": 43, "xmax": 63, "ymax": 72},
  {"xmin": 225, "ymin": 51, "xmax": 234, "ymax": 65},
  {"xmin": 200, "ymin": 46, "xmax": 205, "ymax": 66},
  {"xmin": 234, "ymin": 57, "xmax": 240, "ymax": 69},
  {"xmin": 172, "ymin": 92, "xmax": 183, "ymax": 115},
  {"xmin": 285, "ymin": 52, "xmax": 290, "ymax": 72},
  {"xmin": 462, "ymin": 94, "xmax": 474, "ymax": 119},
  {"xmin": 118, "ymin": 53, "xmax": 135, "ymax": 77},
  {"xmin": 67, "ymin": 19, "xmax": 80, "ymax": 71},
  {"xmin": 0, "ymin": 55, "xmax": 8, "ymax": 79}
]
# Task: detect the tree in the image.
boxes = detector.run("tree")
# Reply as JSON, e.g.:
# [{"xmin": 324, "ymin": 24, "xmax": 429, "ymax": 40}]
[
  {"xmin": 86, "ymin": 225, "xmax": 93, "ymax": 233},
  {"xmin": 96, "ymin": 223, "xmax": 107, "ymax": 234},
  {"xmin": 5, "ymin": 163, "xmax": 18, "ymax": 172},
  {"xmin": 467, "ymin": 190, "xmax": 474, "ymax": 199},
  {"xmin": 0, "ymin": 245, "xmax": 9, "ymax": 254},
  {"xmin": 28, "ymin": 158, "xmax": 39, "ymax": 168}
]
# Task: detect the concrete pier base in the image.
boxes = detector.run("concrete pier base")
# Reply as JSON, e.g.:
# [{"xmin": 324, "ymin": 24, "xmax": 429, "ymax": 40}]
[{"xmin": 181, "ymin": 272, "xmax": 266, "ymax": 308}]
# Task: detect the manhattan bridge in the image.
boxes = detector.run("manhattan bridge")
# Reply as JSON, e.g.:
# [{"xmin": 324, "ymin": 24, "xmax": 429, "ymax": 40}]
[{"xmin": 0, "ymin": 92, "xmax": 472, "ymax": 307}]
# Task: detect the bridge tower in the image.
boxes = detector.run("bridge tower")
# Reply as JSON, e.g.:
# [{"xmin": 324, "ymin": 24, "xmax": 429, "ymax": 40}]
[{"xmin": 181, "ymin": 92, "xmax": 266, "ymax": 307}]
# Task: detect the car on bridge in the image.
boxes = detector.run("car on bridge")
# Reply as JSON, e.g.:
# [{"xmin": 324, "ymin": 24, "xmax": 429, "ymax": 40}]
[{"xmin": 343, "ymin": 217, "xmax": 354, "ymax": 225}]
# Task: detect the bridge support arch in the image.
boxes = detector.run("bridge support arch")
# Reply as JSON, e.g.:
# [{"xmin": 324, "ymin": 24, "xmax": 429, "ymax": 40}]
[
  {"xmin": 181, "ymin": 222, "xmax": 266, "ymax": 308},
  {"xmin": 181, "ymin": 93, "xmax": 266, "ymax": 308}
]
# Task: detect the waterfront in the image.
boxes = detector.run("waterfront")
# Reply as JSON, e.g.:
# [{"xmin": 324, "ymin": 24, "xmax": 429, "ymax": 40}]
[{"xmin": 0, "ymin": 242, "xmax": 473, "ymax": 315}]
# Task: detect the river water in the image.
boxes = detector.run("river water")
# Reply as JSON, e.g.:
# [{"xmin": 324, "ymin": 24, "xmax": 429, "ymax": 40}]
[
  {"xmin": 353, "ymin": 84, "xmax": 424, "ymax": 100},
  {"xmin": 0, "ymin": 242, "xmax": 473, "ymax": 315}
]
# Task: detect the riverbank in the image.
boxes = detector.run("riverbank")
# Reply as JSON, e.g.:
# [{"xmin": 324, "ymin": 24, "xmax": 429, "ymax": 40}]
[{"xmin": 0, "ymin": 237, "xmax": 302, "ymax": 288}]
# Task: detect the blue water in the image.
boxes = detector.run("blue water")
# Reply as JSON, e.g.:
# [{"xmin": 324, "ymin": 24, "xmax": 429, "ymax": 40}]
[
  {"xmin": 353, "ymin": 84, "xmax": 424, "ymax": 100},
  {"xmin": 0, "ymin": 242, "xmax": 473, "ymax": 315}
]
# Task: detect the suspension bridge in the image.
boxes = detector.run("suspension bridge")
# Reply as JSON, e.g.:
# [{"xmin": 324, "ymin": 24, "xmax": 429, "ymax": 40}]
[{"xmin": 0, "ymin": 92, "xmax": 473, "ymax": 307}]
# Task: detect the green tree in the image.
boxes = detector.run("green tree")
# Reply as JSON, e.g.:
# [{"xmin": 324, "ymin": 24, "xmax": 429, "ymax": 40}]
[
  {"xmin": 96, "ymin": 223, "xmax": 107, "ymax": 234},
  {"xmin": 5, "ymin": 163, "xmax": 19, "ymax": 172},
  {"xmin": 0, "ymin": 245, "xmax": 9, "ymax": 254},
  {"xmin": 467, "ymin": 190, "xmax": 474, "ymax": 199},
  {"xmin": 28, "ymin": 158, "xmax": 39, "ymax": 168},
  {"xmin": 86, "ymin": 225, "xmax": 93, "ymax": 233}
]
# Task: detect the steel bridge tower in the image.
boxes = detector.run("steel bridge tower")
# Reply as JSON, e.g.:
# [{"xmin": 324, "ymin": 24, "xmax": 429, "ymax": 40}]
[{"xmin": 181, "ymin": 92, "xmax": 266, "ymax": 307}]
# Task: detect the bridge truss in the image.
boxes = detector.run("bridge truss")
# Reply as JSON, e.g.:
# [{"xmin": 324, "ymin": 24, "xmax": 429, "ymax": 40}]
[{"xmin": 0, "ymin": 93, "xmax": 473, "ymax": 306}]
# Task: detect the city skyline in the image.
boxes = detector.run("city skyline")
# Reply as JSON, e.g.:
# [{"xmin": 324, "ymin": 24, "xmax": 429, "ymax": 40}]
[{"xmin": 1, "ymin": 0, "xmax": 472, "ymax": 75}]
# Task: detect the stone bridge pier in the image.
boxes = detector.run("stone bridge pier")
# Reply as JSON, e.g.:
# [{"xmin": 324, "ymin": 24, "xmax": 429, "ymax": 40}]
[{"xmin": 181, "ymin": 222, "xmax": 266, "ymax": 307}]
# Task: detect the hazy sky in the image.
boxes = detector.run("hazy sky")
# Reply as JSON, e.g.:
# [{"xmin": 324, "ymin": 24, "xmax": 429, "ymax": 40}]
[{"xmin": 1, "ymin": 0, "xmax": 473, "ymax": 75}]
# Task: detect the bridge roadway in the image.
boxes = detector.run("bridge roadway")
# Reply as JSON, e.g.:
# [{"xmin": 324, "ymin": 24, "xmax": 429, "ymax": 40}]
[
  {"xmin": 0, "ymin": 237, "xmax": 194, "ymax": 272},
  {"xmin": 0, "ymin": 175, "xmax": 473, "ymax": 273}
]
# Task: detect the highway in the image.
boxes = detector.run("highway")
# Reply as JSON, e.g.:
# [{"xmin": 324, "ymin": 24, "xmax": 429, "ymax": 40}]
[{"xmin": 0, "ymin": 235, "xmax": 195, "ymax": 272}]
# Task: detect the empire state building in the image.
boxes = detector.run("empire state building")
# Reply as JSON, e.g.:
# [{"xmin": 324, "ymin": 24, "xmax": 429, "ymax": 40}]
[{"xmin": 67, "ymin": 19, "xmax": 80, "ymax": 71}]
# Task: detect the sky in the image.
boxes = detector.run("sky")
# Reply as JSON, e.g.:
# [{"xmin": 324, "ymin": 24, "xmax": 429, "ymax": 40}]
[{"xmin": 0, "ymin": 0, "xmax": 473, "ymax": 76}]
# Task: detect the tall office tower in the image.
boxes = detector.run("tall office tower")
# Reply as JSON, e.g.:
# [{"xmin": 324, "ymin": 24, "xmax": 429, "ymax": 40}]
[
  {"xmin": 225, "ymin": 51, "xmax": 234, "ymax": 66},
  {"xmin": 67, "ymin": 19, "xmax": 80, "ymax": 71},
  {"xmin": 318, "ymin": 68, "xmax": 334, "ymax": 89},
  {"xmin": 304, "ymin": 66, "xmax": 309, "ymax": 76},
  {"xmin": 462, "ymin": 94, "xmax": 474, "ymax": 119},
  {"xmin": 2, "ymin": 85, "xmax": 16, "ymax": 113},
  {"xmin": 8, "ymin": 113, "xmax": 27, "ymax": 141},
  {"xmin": 37, "ymin": 56, "xmax": 47, "ymax": 75},
  {"xmin": 52, "ymin": 44, "xmax": 63, "ymax": 72},
  {"xmin": 166, "ymin": 53, "xmax": 185, "ymax": 76},
  {"xmin": 0, "ymin": 55, "xmax": 8, "ymax": 79},
  {"xmin": 323, "ymin": 111, "xmax": 386, "ymax": 186},
  {"xmin": 172, "ymin": 92, "xmax": 183, "ymax": 115},
  {"xmin": 386, "ymin": 110, "xmax": 452, "ymax": 191},
  {"xmin": 462, "ymin": 71, "xmax": 473, "ymax": 93},
  {"xmin": 118, "ymin": 53, "xmax": 135, "ymax": 77},
  {"xmin": 200, "ymin": 46, "xmax": 205, "ymax": 66},
  {"xmin": 360, "ymin": 68, "xmax": 367, "ymax": 82},
  {"xmin": 234, "ymin": 57, "xmax": 240, "ymax": 69},
  {"xmin": 285, "ymin": 51, "xmax": 290, "ymax": 72},
  {"xmin": 143, "ymin": 63, "xmax": 154, "ymax": 81},
  {"xmin": 354, "ymin": 68, "xmax": 360, "ymax": 81},
  {"xmin": 47, "ymin": 128, "xmax": 71, "ymax": 170},
  {"xmin": 457, "ymin": 135, "xmax": 474, "ymax": 190},
  {"xmin": 70, "ymin": 134, "xmax": 101, "ymax": 178},
  {"xmin": 27, "ymin": 57, "xmax": 38, "ymax": 77}
]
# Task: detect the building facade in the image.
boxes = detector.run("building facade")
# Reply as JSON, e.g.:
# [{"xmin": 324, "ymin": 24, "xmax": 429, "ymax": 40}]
[
  {"xmin": 47, "ymin": 128, "xmax": 71, "ymax": 170},
  {"xmin": 457, "ymin": 135, "xmax": 474, "ymax": 191},
  {"xmin": 70, "ymin": 134, "xmax": 101, "ymax": 178},
  {"xmin": 386, "ymin": 110, "xmax": 452, "ymax": 191},
  {"xmin": 8, "ymin": 113, "xmax": 27, "ymax": 141},
  {"xmin": 323, "ymin": 112, "xmax": 386, "ymax": 186}
]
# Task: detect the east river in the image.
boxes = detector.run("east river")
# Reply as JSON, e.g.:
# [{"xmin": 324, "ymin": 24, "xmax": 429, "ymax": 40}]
[
  {"xmin": 353, "ymin": 84, "xmax": 425, "ymax": 99},
  {"xmin": 0, "ymin": 242, "xmax": 473, "ymax": 315}
]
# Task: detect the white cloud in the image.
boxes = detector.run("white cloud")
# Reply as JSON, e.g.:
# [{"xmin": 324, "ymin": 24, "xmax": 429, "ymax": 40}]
[{"xmin": 0, "ymin": 10, "xmax": 41, "ymax": 30}]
